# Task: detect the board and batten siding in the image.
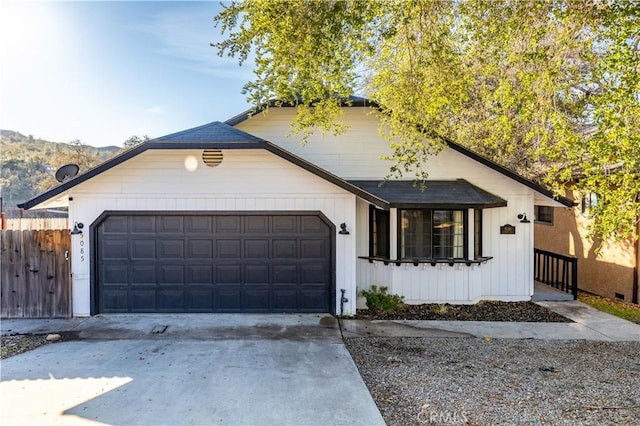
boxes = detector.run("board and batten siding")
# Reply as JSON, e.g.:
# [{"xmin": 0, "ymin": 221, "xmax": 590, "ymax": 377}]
[
  {"xmin": 66, "ymin": 149, "xmax": 357, "ymax": 316},
  {"xmin": 238, "ymin": 108, "xmax": 537, "ymax": 303}
]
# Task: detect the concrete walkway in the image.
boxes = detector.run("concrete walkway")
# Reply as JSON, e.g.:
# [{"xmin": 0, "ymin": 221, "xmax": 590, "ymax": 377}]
[
  {"xmin": 532, "ymin": 281, "xmax": 574, "ymax": 301},
  {"xmin": 1, "ymin": 314, "xmax": 385, "ymax": 426},
  {"xmin": 340, "ymin": 301, "xmax": 640, "ymax": 341}
]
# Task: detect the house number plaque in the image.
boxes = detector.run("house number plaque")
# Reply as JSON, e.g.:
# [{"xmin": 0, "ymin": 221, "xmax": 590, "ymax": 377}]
[{"xmin": 500, "ymin": 224, "xmax": 516, "ymax": 234}]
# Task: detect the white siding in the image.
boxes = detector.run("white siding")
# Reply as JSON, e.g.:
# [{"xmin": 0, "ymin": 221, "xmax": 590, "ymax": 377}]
[
  {"xmin": 236, "ymin": 108, "xmax": 394, "ymax": 179},
  {"xmin": 68, "ymin": 149, "xmax": 358, "ymax": 316},
  {"xmin": 59, "ymin": 106, "xmax": 548, "ymax": 312}
]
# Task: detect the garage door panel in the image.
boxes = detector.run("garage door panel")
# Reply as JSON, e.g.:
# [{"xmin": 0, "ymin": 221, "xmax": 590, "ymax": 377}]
[
  {"xmin": 131, "ymin": 216, "xmax": 155, "ymax": 234},
  {"xmin": 101, "ymin": 264, "xmax": 128, "ymax": 284},
  {"xmin": 217, "ymin": 264, "xmax": 242, "ymax": 284},
  {"xmin": 301, "ymin": 216, "xmax": 328, "ymax": 233},
  {"xmin": 102, "ymin": 240, "xmax": 128, "ymax": 260},
  {"xmin": 300, "ymin": 289, "xmax": 329, "ymax": 311},
  {"xmin": 130, "ymin": 290, "xmax": 157, "ymax": 312},
  {"xmin": 158, "ymin": 216, "xmax": 184, "ymax": 234},
  {"xmin": 273, "ymin": 240, "xmax": 297, "ymax": 258},
  {"xmin": 245, "ymin": 216, "xmax": 268, "ymax": 233},
  {"xmin": 158, "ymin": 239, "xmax": 185, "ymax": 259},
  {"xmin": 102, "ymin": 216, "xmax": 128, "ymax": 234},
  {"xmin": 245, "ymin": 264, "xmax": 269, "ymax": 284},
  {"xmin": 131, "ymin": 265, "xmax": 156, "ymax": 284},
  {"xmin": 244, "ymin": 287, "xmax": 270, "ymax": 310},
  {"xmin": 273, "ymin": 216, "xmax": 297, "ymax": 233},
  {"xmin": 97, "ymin": 213, "xmax": 332, "ymax": 313},
  {"xmin": 186, "ymin": 216, "xmax": 212, "ymax": 234},
  {"xmin": 301, "ymin": 240, "xmax": 328, "ymax": 258},
  {"xmin": 300, "ymin": 264, "xmax": 329, "ymax": 285},
  {"xmin": 131, "ymin": 239, "xmax": 156, "ymax": 260},
  {"xmin": 157, "ymin": 289, "xmax": 185, "ymax": 311},
  {"xmin": 187, "ymin": 265, "xmax": 214, "ymax": 284},
  {"xmin": 101, "ymin": 289, "xmax": 128, "ymax": 312},
  {"xmin": 272, "ymin": 265, "xmax": 297, "ymax": 284},
  {"xmin": 186, "ymin": 289, "xmax": 214, "ymax": 311},
  {"xmin": 217, "ymin": 240, "xmax": 241, "ymax": 258},
  {"xmin": 158, "ymin": 265, "xmax": 185, "ymax": 284},
  {"xmin": 217, "ymin": 216, "xmax": 241, "ymax": 233},
  {"xmin": 271, "ymin": 288, "xmax": 298, "ymax": 310},
  {"xmin": 216, "ymin": 287, "xmax": 243, "ymax": 311},
  {"xmin": 244, "ymin": 239, "xmax": 269, "ymax": 258},
  {"xmin": 188, "ymin": 240, "xmax": 213, "ymax": 258}
]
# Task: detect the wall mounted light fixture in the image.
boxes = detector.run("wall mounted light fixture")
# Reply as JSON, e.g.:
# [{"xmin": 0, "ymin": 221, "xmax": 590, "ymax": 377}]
[
  {"xmin": 338, "ymin": 223, "xmax": 350, "ymax": 235},
  {"xmin": 70, "ymin": 222, "xmax": 84, "ymax": 235},
  {"xmin": 517, "ymin": 213, "xmax": 530, "ymax": 223}
]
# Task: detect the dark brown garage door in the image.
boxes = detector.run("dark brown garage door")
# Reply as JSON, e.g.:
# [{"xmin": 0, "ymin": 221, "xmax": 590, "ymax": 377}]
[{"xmin": 96, "ymin": 213, "xmax": 333, "ymax": 313}]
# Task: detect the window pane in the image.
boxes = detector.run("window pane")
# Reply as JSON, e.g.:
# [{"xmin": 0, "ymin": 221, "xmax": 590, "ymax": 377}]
[
  {"xmin": 371, "ymin": 208, "xmax": 389, "ymax": 257},
  {"xmin": 401, "ymin": 210, "xmax": 432, "ymax": 258},
  {"xmin": 534, "ymin": 206, "xmax": 553, "ymax": 225},
  {"xmin": 433, "ymin": 210, "xmax": 464, "ymax": 258},
  {"xmin": 474, "ymin": 209, "xmax": 482, "ymax": 258}
]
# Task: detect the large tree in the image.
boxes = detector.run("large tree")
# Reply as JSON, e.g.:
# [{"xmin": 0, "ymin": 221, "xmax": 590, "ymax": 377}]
[{"xmin": 213, "ymin": 0, "xmax": 639, "ymax": 240}]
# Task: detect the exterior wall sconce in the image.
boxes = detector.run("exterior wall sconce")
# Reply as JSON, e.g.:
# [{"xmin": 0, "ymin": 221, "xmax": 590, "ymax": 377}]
[
  {"xmin": 338, "ymin": 222, "xmax": 350, "ymax": 235},
  {"xmin": 517, "ymin": 213, "xmax": 530, "ymax": 223},
  {"xmin": 71, "ymin": 222, "xmax": 84, "ymax": 235}
]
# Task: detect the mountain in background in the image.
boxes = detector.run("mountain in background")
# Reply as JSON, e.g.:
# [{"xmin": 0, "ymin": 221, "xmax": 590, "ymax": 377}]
[{"xmin": 0, "ymin": 130, "xmax": 121, "ymax": 210}]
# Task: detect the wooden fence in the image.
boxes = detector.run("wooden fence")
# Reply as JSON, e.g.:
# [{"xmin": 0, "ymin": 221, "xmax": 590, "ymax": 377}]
[
  {"xmin": 4, "ymin": 218, "xmax": 68, "ymax": 230},
  {"xmin": 1, "ymin": 230, "xmax": 72, "ymax": 318}
]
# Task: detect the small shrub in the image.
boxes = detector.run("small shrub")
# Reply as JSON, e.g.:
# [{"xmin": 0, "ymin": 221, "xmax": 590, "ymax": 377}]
[
  {"xmin": 431, "ymin": 304, "xmax": 449, "ymax": 315},
  {"xmin": 360, "ymin": 285, "xmax": 404, "ymax": 313}
]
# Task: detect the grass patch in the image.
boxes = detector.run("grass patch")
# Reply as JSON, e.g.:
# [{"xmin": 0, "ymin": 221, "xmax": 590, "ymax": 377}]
[{"xmin": 578, "ymin": 291, "xmax": 640, "ymax": 324}]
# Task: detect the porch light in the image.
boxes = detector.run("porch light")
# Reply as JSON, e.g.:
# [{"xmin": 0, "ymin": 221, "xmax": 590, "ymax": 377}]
[
  {"xmin": 517, "ymin": 213, "xmax": 530, "ymax": 223},
  {"xmin": 338, "ymin": 222, "xmax": 350, "ymax": 235},
  {"xmin": 71, "ymin": 222, "xmax": 84, "ymax": 235}
]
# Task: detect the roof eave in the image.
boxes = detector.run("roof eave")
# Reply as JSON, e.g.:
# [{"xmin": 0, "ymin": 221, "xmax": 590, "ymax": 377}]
[
  {"xmin": 225, "ymin": 98, "xmax": 574, "ymax": 209},
  {"xmin": 225, "ymin": 96, "xmax": 377, "ymax": 126},
  {"xmin": 443, "ymin": 140, "xmax": 575, "ymax": 208},
  {"xmin": 390, "ymin": 201, "xmax": 508, "ymax": 209}
]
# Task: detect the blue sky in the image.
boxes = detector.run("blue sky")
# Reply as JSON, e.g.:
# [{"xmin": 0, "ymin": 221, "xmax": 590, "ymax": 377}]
[{"xmin": 0, "ymin": 1, "xmax": 252, "ymax": 147}]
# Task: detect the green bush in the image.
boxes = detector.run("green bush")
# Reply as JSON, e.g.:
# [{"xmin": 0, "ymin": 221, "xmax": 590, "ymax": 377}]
[{"xmin": 360, "ymin": 285, "xmax": 404, "ymax": 313}]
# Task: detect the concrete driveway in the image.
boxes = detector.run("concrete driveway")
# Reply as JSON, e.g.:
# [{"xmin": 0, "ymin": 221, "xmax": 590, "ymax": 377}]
[{"xmin": 1, "ymin": 314, "xmax": 385, "ymax": 426}]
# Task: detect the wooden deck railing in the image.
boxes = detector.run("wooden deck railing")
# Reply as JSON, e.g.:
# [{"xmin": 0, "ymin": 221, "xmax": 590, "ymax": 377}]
[{"xmin": 534, "ymin": 248, "xmax": 578, "ymax": 300}]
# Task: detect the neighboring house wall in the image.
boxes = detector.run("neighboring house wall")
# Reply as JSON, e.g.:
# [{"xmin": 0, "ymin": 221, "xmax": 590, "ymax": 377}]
[
  {"xmin": 238, "ymin": 108, "xmax": 538, "ymax": 303},
  {"xmin": 534, "ymin": 189, "xmax": 639, "ymax": 303},
  {"xmin": 66, "ymin": 149, "xmax": 357, "ymax": 316}
]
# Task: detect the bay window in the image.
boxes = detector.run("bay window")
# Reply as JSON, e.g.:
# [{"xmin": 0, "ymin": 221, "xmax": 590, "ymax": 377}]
[{"xmin": 400, "ymin": 209, "xmax": 466, "ymax": 259}]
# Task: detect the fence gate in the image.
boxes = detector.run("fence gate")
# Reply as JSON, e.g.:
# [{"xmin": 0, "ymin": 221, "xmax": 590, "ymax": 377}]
[{"xmin": 1, "ymin": 230, "xmax": 72, "ymax": 318}]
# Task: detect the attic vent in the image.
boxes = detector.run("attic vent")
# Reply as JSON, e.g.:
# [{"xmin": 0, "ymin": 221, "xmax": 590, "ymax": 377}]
[{"xmin": 202, "ymin": 150, "xmax": 223, "ymax": 167}]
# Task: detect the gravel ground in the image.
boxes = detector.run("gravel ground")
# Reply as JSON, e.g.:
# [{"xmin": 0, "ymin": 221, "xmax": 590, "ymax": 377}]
[
  {"xmin": 356, "ymin": 301, "xmax": 572, "ymax": 322},
  {"xmin": 1, "ymin": 334, "xmax": 49, "ymax": 359},
  {"xmin": 345, "ymin": 337, "xmax": 640, "ymax": 425}
]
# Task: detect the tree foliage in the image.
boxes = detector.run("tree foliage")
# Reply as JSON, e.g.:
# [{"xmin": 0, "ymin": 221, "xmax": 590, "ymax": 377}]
[
  {"xmin": 123, "ymin": 134, "xmax": 151, "ymax": 149},
  {"xmin": 213, "ymin": 0, "xmax": 639, "ymax": 240}
]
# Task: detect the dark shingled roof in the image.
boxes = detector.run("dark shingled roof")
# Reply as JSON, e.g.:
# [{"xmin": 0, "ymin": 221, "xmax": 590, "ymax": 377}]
[
  {"xmin": 348, "ymin": 179, "xmax": 507, "ymax": 209},
  {"xmin": 17, "ymin": 121, "xmax": 388, "ymax": 210},
  {"xmin": 17, "ymin": 101, "xmax": 573, "ymax": 210},
  {"xmin": 225, "ymin": 96, "xmax": 372, "ymax": 126},
  {"xmin": 155, "ymin": 121, "xmax": 264, "ymax": 144}
]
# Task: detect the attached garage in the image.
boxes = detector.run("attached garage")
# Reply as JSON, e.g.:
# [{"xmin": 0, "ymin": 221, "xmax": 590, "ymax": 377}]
[{"xmin": 94, "ymin": 212, "xmax": 334, "ymax": 313}]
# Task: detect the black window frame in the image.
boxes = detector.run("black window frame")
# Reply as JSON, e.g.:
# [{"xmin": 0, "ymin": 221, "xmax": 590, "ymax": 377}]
[
  {"xmin": 474, "ymin": 208, "xmax": 482, "ymax": 258},
  {"xmin": 397, "ymin": 208, "xmax": 468, "ymax": 260},
  {"xmin": 369, "ymin": 206, "xmax": 390, "ymax": 258},
  {"xmin": 534, "ymin": 205, "xmax": 554, "ymax": 225}
]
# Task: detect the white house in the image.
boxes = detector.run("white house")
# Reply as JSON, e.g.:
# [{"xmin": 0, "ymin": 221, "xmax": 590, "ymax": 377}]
[{"xmin": 19, "ymin": 98, "xmax": 573, "ymax": 316}]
